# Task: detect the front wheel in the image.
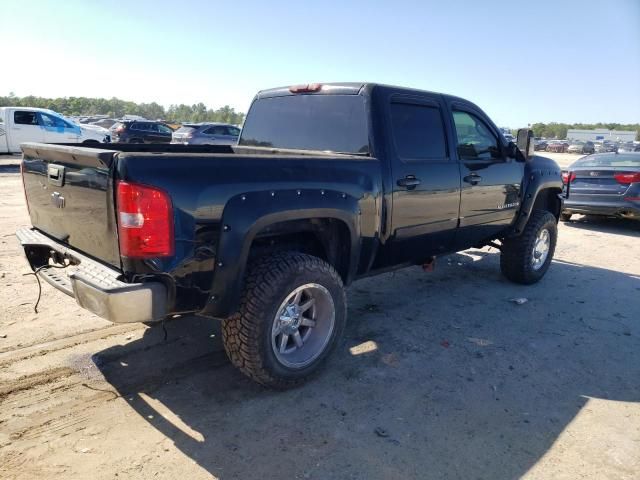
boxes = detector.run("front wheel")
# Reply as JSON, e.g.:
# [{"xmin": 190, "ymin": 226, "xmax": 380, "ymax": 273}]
[
  {"xmin": 222, "ymin": 252, "xmax": 346, "ymax": 389},
  {"xmin": 500, "ymin": 210, "xmax": 558, "ymax": 284}
]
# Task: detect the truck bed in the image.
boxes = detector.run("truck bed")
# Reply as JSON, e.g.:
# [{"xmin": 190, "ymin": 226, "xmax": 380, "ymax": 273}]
[{"xmin": 20, "ymin": 142, "xmax": 381, "ymax": 315}]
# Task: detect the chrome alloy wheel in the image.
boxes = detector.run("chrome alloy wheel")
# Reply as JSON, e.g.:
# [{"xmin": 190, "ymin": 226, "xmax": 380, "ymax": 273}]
[
  {"xmin": 271, "ymin": 283, "xmax": 335, "ymax": 369},
  {"xmin": 531, "ymin": 228, "xmax": 551, "ymax": 270}
]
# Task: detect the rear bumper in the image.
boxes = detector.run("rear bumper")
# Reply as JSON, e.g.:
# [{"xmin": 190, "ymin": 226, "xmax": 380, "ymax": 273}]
[
  {"xmin": 563, "ymin": 199, "xmax": 640, "ymax": 218},
  {"xmin": 16, "ymin": 227, "xmax": 167, "ymax": 323}
]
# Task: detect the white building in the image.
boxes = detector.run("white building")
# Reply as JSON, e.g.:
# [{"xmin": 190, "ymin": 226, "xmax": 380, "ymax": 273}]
[{"xmin": 567, "ymin": 129, "xmax": 636, "ymax": 142}]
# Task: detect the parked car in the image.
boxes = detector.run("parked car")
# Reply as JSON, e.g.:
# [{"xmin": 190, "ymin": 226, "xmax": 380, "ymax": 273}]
[
  {"xmin": 0, "ymin": 107, "xmax": 110, "ymax": 153},
  {"xmin": 534, "ymin": 139, "xmax": 548, "ymax": 151},
  {"xmin": 89, "ymin": 118, "xmax": 119, "ymax": 129},
  {"xmin": 79, "ymin": 116, "xmax": 108, "ymax": 124},
  {"xmin": 567, "ymin": 141, "xmax": 595, "ymax": 154},
  {"xmin": 547, "ymin": 140, "xmax": 569, "ymax": 153},
  {"xmin": 617, "ymin": 142, "xmax": 640, "ymax": 153},
  {"xmin": 171, "ymin": 122, "xmax": 241, "ymax": 145},
  {"xmin": 594, "ymin": 142, "xmax": 618, "ymax": 153},
  {"xmin": 17, "ymin": 82, "xmax": 563, "ymax": 388},
  {"xmin": 561, "ymin": 152, "xmax": 640, "ymax": 221},
  {"xmin": 66, "ymin": 116, "xmax": 111, "ymax": 136},
  {"xmin": 111, "ymin": 120, "xmax": 174, "ymax": 143}
]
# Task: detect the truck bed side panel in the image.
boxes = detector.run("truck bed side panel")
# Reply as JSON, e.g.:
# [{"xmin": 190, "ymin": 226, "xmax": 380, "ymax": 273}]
[{"xmin": 115, "ymin": 152, "xmax": 382, "ymax": 316}]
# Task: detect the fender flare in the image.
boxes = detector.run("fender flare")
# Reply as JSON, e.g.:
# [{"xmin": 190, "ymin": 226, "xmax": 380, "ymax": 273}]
[
  {"xmin": 202, "ymin": 188, "xmax": 361, "ymax": 318},
  {"xmin": 512, "ymin": 162, "xmax": 563, "ymax": 235}
]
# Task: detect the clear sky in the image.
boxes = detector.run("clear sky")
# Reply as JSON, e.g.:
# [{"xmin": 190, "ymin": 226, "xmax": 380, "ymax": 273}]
[{"xmin": 2, "ymin": 0, "xmax": 639, "ymax": 127}]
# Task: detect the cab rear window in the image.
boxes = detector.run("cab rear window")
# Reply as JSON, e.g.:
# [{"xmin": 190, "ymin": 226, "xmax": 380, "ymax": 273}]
[
  {"xmin": 14, "ymin": 111, "xmax": 39, "ymax": 125},
  {"xmin": 239, "ymin": 95, "xmax": 369, "ymax": 154}
]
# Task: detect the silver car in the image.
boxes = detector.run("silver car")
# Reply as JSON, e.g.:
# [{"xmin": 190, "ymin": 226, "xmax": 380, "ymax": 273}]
[{"xmin": 171, "ymin": 123, "xmax": 241, "ymax": 145}]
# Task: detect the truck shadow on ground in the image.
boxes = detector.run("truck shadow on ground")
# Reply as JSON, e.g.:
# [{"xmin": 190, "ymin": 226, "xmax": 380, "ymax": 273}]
[{"xmin": 94, "ymin": 250, "xmax": 639, "ymax": 479}]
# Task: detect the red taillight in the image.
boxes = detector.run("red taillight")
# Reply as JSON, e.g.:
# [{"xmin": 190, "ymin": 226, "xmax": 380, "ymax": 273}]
[
  {"xmin": 116, "ymin": 181, "xmax": 174, "ymax": 258},
  {"xmin": 561, "ymin": 171, "xmax": 576, "ymax": 184},
  {"xmin": 614, "ymin": 172, "xmax": 640, "ymax": 184},
  {"xmin": 289, "ymin": 83, "xmax": 322, "ymax": 93}
]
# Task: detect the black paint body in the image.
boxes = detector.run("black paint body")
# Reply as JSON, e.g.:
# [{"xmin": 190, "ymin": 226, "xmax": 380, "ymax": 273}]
[{"xmin": 20, "ymin": 83, "xmax": 563, "ymax": 320}]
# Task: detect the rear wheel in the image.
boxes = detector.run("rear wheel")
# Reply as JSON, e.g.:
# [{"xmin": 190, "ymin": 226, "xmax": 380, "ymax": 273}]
[
  {"xmin": 222, "ymin": 252, "xmax": 346, "ymax": 389},
  {"xmin": 500, "ymin": 210, "xmax": 557, "ymax": 284},
  {"xmin": 82, "ymin": 139, "xmax": 100, "ymax": 146}
]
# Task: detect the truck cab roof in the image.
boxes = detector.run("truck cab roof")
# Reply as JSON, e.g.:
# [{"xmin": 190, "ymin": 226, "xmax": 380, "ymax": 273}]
[
  {"xmin": 256, "ymin": 82, "xmax": 476, "ymax": 102},
  {"xmin": 254, "ymin": 82, "xmax": 485, "ymax": 113}
]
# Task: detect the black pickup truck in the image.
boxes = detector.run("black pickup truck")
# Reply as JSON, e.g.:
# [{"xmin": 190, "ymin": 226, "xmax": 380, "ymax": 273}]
[{"xmin": 17, "ymin": 83, "xmax": 563, "ymax": 388}]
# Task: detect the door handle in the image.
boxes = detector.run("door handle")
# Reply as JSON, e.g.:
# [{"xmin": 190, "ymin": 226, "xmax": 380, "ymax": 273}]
[
  {"xmin": 463, "ymin": 173, "xmax": 482, "ymax": 185},
  {"xmin": 397, "ymin": 175, "xmax": 421, "ymax": 189}
]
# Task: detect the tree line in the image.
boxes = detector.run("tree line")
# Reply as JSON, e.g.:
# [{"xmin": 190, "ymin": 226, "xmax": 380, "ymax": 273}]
[
  {"xmin": 526, "ymin": 122, "xmax": 640, "ymax": 141},
  {"xmin": 2, "ymin": 93, "xmax": 637, "ymax": 138},
  {"xmin": 0, "ymin": 93, "xmax": 245, "ymax": 125}
]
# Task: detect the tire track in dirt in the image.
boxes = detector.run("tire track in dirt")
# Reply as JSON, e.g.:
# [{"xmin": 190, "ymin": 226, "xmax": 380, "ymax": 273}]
[
  {"xmin": 0, "ymin": 324, "xmax": 143, "ymax": 365},
  {"xmin": 0, "ymin": 366, "xmax": 75, "ymax": 399},
  {"xmin": 1, "ymin": 347, "xmax": 229, "ymax": 447}
]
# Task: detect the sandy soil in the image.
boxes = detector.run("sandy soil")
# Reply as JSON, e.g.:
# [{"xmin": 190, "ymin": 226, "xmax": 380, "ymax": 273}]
[{"xmin": 1, "ymin": 153, "xmax": 639, "ymax": 479}]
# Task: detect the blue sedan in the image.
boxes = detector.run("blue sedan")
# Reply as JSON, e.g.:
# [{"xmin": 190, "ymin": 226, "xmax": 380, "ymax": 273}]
[{"xmin": 561, "ymin": 152, "xmax": 640, "ymax": 221}]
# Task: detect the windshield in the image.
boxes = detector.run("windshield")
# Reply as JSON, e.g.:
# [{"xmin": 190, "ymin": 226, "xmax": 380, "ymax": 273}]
[
  {"xmin": 573, "ymin": 154, "xmax": 640, "ymax": 168},
  {"xmin": 239, "ymin": 94, "xmax": 369, "ymax": 154}
]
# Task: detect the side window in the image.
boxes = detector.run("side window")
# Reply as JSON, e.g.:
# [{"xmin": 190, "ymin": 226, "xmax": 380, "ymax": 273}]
[
  {"xmin": 226, "ymin": 126, "xmax": 241, "ymax": 136},
  {"xmin": 130, "ymin": 123, "xmax": 142, "ymax": 131},
  {"xmin": 389, "ymin": 102, "xmax": 447, "ymax": 160},
  {"xmin": 156, "ymin": 124, "xmax": 173, "ymax": 134},
  {"xmin": 212, "ymin": 126, "xmax": 228, "ymax": 135},
  {"xmin": 14, "ymin": 111, "xmax": 39, "ymax": 126},
  {"xmin": 39, "ymin": 113, "xmax": 68, "ymax": 128},
  {"xmin": 452, "ymin": 111, "xmax": 501, "ymax": 160}
]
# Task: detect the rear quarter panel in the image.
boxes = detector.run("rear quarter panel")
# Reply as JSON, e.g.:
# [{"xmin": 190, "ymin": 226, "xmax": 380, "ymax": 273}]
[{"xmin": 115, "ymin": 152, "xmax": 383, "ymax": 316}]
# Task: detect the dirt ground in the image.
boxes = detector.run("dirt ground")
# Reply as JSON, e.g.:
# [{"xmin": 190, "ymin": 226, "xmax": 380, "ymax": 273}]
[{"xmin": 1, "ymin": 152, "xmax": 639, "ymax": 480}]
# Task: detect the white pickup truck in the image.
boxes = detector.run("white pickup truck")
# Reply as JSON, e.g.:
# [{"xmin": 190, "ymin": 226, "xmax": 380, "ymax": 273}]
[{"xmin": 0, "ymin": 107, "xmax": 110, "ymax": 154}]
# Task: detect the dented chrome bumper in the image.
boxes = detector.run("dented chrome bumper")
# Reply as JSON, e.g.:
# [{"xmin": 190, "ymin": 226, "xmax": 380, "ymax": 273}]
[{"xmin": 16, "ymin": 227, "xmax": 167, "ymax": 323}]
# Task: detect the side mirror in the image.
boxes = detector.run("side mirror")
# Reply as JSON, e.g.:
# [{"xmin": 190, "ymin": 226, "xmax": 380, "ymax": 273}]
[{"xmin": 517, "ymin": 128, "xmax": 535, "ymax": 161}]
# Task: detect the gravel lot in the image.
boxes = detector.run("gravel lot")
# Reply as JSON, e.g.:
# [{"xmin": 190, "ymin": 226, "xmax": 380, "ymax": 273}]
[{"xmin": 1, "ymin": 152, "xmax": 639, "ymax": 480}]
